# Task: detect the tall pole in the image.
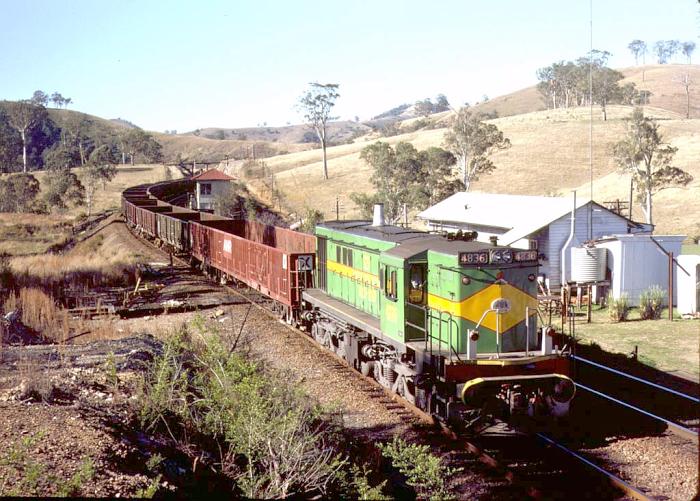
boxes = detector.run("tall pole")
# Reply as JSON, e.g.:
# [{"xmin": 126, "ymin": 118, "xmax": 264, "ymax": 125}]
[
  {"xmin": 668, "ymin": 252, "xmax": 674, "ymax": 321},
  {"xmin": 629, "ymin": 177, "xmax": 634, "ymax": 219},
  {"xmin": 588, "ymin": 0, "xmax": 594, "ymax": 241}
]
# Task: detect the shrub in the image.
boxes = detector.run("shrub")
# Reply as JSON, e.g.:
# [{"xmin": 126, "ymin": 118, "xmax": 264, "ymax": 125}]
[
  {"xmin": 379, "ymin": 436, "xmax": 459, "ymax": 500},
  {"xmin": 639, "ymin": 285, "xmax": 665, "ymax": 320},
  {"xmin": 608, "ymin": 292, "xmax": 630, "ymax": 322},
  {"xmin": 137, "ymin": 324, "xmax": 346, "ymax": 499}
]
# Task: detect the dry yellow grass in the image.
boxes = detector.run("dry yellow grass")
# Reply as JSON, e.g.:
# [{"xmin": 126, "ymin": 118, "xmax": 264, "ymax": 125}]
[
  {"xmin": 10, "ymin": 225, "xmax": 142, "ymax": 290},
  {"xmin": 155, "ymin": 134, "xmax": 313, "ymax": 163},
  {"xmin": 4, "ymin": 288, "xmax": 71, "ymax": 343},
  {"xmin": 251, "ymin": 104, "xmax": 699, "ymax": 239},
  {"xmin": 618, "ymin": 64, "xmax": 700, "ymax": 119}
]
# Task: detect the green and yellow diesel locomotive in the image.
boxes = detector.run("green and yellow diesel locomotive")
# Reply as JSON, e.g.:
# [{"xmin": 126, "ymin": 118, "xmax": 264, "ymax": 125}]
[{"xmin": 301, "ymin": 214, "xmax": 574, "ymax": 428}]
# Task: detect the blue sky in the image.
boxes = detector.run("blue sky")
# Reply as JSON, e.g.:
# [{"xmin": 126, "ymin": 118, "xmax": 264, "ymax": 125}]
[{"xmin": 1, "ymin": 0, "xmax": 697, "ymax": 132}]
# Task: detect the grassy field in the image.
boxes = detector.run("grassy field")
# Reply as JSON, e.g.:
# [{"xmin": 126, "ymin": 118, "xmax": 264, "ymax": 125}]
[
  {"xmin": 0, "ymin": 165, "xmax": 174, "ymax": 256},
  {"xmin": 571, "ymin": 306, "xmax": 699, "ymax": 380},
  {"xmin": 249, "ymin": 104, "xmax": 699, "ymax": 239}
]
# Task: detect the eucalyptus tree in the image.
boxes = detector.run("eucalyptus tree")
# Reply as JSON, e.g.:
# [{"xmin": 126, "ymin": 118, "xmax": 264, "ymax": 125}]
[
  {"xmin": 682, "ymin": 41, "xmax": 696, "ymax": 63},
  {"xmin": 628, "ymin": 40, "xmax": 647, "ymax": 65},
  {"xmin": 443, "ymin": 107, "xmax": 510, "ymax": 191},
  {"xmin": 613, "ymin": 108, "xmax": 693, "ymax": 225},
  {"xmin": 5, "ymin": 100, "xmax": 47, "ymax": 172},
  {"xmin": 298, "ymin": 82, "xmax": 340, "ymax": 180}
]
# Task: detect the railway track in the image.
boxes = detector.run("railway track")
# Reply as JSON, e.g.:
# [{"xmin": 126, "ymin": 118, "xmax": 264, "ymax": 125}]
[
  {"xmin": 121, "ymin": 222, "xmax": 690, "ymax": 499},
  {"xmin": 572, "ymin": 354, "xmax": 699, "ymax": 443}
]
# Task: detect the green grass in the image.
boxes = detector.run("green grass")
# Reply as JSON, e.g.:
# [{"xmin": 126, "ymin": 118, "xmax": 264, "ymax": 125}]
[
  {"xmin": 681, "ymin": 244, "xmax": 700, "ymax": 255},
  {"xmin": 571, "ymin": 306, "xmax": 699, "ymax": 380}
]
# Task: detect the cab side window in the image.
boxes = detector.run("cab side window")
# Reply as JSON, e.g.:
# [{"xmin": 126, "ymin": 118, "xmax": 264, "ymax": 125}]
[
  {"xmin": 408, "ymin": 264, "xmax": 425, "ymax": 304},
  {"xmin": 384, "ymin": 266, "xmax": 397, "ymax": 301}
]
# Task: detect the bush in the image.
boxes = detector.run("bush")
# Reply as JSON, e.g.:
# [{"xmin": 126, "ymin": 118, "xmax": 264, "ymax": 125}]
[
  {"xmin": 137, "ymin": 324, "xmax": 346, "ymax": 499},
  {"xmin": 639, "ymin": 285, "xmax": 665, "ymax": 320},
  {"xmin": 608, "ymin": 292, "xmax": 630, "ymax": 322},
  {"xmin": 379, "ymin": 436, "xmax": 459, "ymax": 500}
]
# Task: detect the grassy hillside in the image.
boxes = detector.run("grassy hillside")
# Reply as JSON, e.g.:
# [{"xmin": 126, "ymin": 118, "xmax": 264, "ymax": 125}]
[
  {"xmin": 459, "ymin": 64, "xmax": 699, "ymax": 120},
  {"xmin": 246, "ymin": 104, "xmax": 699, "ymax": 239},
  {"xmin": 192, "ymin": 120, "xmax": 371, "ymax": 145},
  {"xmin": 618, "ymin": 64, "xmax": 700, "ymax": 119},
  {"xmin": 154, "ymin": 133, "xmax": 313, "ymax": 164}
]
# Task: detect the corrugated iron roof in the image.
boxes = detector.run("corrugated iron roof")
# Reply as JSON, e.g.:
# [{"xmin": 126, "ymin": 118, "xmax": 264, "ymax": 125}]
[
  {"xmin": 191, "ymin": 169, "xmax": 234, "ymax": 181},
  {"xmin": 418, "ymin": 192, "xmax": 651, "ymax": 246},
  {"xmin": 418, "ymin": 192, "xmax": 588, "ymax": 230}
]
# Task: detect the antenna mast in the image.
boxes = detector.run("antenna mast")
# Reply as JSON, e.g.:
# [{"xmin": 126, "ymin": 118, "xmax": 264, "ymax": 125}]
[{"xmin": 588, "ymin": 0, "xmax": 594, "ymax": 241}]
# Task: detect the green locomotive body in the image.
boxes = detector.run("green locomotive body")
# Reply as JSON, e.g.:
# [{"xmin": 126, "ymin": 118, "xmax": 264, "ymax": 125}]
[{"xmin": 303, "ymin": 218, "xmax": 574, "ymax": 426}]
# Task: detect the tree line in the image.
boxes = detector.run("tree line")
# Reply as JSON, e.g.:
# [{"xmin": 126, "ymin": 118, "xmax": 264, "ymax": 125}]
[
  {"xmin": 536, "ymin": 50, "xmax": 650, "ymax": 120},
  {"xmin": 0, "ymin": 91, "xmax": 162, "ymax": 174},
  {"xmin": 628, "ymin": 39, "xmax": 696, "ymax": 65},
  {"xmin": 0, "ymin": 91, "xmax": 164, "ymax": 216}
]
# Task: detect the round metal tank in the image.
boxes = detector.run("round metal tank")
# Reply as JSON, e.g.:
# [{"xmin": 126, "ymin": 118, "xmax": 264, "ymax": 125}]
[{"xmin": 571, "ymin": 246, "xmax": 606, "ymax": 282}]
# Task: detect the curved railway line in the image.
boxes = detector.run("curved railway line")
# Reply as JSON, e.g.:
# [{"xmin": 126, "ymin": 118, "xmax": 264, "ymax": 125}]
[{"xmin": 120, "ymin": 180, "xmax": 697, "ymax": 499}]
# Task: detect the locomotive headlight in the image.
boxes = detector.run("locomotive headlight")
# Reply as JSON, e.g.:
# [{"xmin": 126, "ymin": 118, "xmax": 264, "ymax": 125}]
[{"xmin": 461, "ymin": 276, "xmax": 471, "ymax": 285}]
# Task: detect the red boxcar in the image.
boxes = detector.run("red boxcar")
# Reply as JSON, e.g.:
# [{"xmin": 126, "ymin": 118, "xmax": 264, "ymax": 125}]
[{"xmin": 189, "ymin": 219, "xmax": 315, "ymax": 308}]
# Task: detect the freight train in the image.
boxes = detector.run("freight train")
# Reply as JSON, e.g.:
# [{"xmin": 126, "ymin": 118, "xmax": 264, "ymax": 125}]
[{"xmin": 122, "ymin": 179, "xmax": 575, "ymax": 430}]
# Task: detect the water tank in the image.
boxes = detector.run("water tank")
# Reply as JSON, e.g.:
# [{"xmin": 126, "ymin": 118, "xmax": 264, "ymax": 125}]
[{"xmin": 571, "ymin": 247, "xmax": 606, "ymax": 282}]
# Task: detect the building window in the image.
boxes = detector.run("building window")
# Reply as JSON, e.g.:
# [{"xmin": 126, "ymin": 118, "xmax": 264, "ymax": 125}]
[{"xmin": 200, "ymin": 183, "xmax": 212, "ymax": 195}]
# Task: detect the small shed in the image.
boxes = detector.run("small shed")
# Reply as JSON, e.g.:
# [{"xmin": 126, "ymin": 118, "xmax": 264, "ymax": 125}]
[
  {"xmin": 594, "ymin": 235, "xmax": 685, "ymax": 306},
  {"xmin": 191, "ymin": 169, "xmax": 234, "ymax": 211},
  {"xmin": 677, "ymin": 254, "xmax": 700, "ymax": 316}
]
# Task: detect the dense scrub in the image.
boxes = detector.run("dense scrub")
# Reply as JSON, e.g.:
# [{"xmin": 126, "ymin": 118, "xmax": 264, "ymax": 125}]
[{"xmin": 135, "ymin": 318, "xmax": 458, "ymax": 499}]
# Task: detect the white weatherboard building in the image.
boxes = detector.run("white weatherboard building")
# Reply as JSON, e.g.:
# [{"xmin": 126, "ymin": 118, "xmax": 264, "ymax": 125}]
[
  {"xmin": 417, "ymin": 193, "xmax": 688, "ymax": 305},
  {"xmin": 191, "ymin": 169, "xmax": 234, "ymax": 211},
  {"xmin": 418, "ymin": 192, "xmax": 653, "ymax": 291}
]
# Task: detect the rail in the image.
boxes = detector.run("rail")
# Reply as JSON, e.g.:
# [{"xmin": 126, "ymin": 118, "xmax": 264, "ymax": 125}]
[
  {"xmin": 536, "ymin": 433, "xmax": 652, "ymax": 501},
  {"xmin": 574, "ymin": 381, "xmax": 698, "ymax": 442},
  {"xmin": 572, "ymin": 355, "xmax": 699, "ymax": 403}
]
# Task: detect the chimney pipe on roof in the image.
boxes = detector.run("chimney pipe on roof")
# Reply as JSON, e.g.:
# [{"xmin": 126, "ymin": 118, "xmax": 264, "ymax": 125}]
[{"xmin": 372, "ymin": 204, "xmax": 385, "ymax": 226}]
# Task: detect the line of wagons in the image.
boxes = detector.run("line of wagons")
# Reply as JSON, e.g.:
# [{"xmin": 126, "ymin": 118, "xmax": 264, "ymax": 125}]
[
  {"xmin": 122, "ymin": 181, "xmax": 315, "ymax": 321},
  {"xmin": 122, "ymin": 180, "xmax": 575, "ymax": 429}
]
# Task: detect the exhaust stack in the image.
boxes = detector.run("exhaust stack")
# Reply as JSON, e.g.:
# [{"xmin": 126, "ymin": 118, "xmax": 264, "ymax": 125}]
[{"xmin": 372, "ymin": 203, "xmax": 385, "ymax": 226}]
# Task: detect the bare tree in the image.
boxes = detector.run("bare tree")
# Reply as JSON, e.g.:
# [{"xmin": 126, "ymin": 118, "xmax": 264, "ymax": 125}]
[
  {"xmin": 675, "ymin": 73, "xmax": 692, "ymax": 119},
  {"xmin": 6, "ymin": 101, "xmax": 44, "ymax": 173},
  {"xmin": 297, "ymin": 83, "xmax": 339, "ymax": 180}
]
